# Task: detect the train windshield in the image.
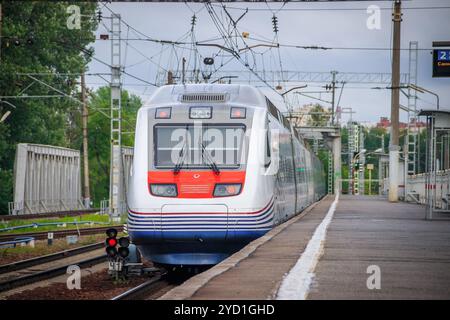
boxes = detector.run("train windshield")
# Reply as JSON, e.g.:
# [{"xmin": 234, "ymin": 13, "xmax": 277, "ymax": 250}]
[{"xmin": 154, "ymin": 124, "xmax": 246, "ymax": 169}]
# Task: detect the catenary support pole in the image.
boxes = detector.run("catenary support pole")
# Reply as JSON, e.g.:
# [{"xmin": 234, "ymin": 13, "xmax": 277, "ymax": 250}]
[{"xmin": 389, "ymin": 0, "xmax": 402, "ymax": 202}]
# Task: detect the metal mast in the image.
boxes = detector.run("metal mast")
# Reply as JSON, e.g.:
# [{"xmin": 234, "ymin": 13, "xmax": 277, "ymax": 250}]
[
  {"xmin": 407, "ymin": 41, "xmax": 419, "ymax": 175},
  {"xmin": 359, "ymin": 127, "xmax": 365, "ymax": 195},
  {"xmin": 388, "ymin": 0, "xmax": 402, "ymax": 202},
  {"xmin": 109, "ymin": 13, "xmax": 123, "ymax": 220}
]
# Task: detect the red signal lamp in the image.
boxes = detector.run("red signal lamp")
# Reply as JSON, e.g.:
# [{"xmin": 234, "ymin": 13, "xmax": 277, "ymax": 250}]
[{"xmin": 107, "ymin": 238, "xmax": 118, "ymax": 247}]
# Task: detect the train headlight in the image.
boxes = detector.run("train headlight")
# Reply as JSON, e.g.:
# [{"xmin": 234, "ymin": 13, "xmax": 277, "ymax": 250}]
[
  {"xmin": 150, "ymin": 184, "xmax": 178, "ymax": 197},
  {"xmin": 189, "ymin": 107, "xmax": 212, "ymax": 119},
  {"xmin": 213, "ymin": 183, "xmax": 242, "ymax": 197},
  {"xmin": 230, "ymin": 107, "xmax": 246, "ymax": 119}
]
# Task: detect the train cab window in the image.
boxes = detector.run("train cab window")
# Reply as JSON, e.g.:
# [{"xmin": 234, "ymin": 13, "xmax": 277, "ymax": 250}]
[{"xmin": 154, "ymin": 125, "xmax": 246, "ymax": 169}]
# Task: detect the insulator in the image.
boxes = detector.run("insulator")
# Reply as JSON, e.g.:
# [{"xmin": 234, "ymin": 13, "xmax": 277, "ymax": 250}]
[
  {"xmin": 272, "ymin": 15, "xmax": 279, "ymax": 34},
  {"xmin": 191, "ymin": 15, "xmax": 197, "ymax": 31}
]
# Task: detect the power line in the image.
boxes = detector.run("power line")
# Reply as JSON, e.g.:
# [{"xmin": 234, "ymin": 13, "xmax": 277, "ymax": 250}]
[
  {"xmin": 213, "ymin": 4, "xmax": 450, "ymax": 12},
  {"xmin": 90, "ymin": 36, "xmax": 439, "ymax": 52},
  {"xmin": 204, "ymin": 2, "xmax": 280, "ymax": 95}
]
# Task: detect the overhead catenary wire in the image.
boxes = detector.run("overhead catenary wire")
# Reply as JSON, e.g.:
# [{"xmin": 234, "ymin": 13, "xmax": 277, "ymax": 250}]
[
  {"xmin": 211, "ymin": 3, "xmax": 450, "ymax": 12},
  {"xmin": 204, "ymin": 2, "xmax": 281, "ymax": 95}
]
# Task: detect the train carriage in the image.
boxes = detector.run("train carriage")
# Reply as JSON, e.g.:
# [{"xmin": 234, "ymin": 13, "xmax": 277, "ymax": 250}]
[{"xmin": 127, "ymin": 84, "xmax": 325, "ymax": 266}]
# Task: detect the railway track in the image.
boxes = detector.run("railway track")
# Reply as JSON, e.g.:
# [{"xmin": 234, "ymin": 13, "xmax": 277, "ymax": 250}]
[
  {"xmin": 110, "ymin": 268, "xmax": 201, "ymax": 300},
  {"xmin": 0, "ymin": 242, "xmax": 103, "ymax": 274},
  {"xmin": 0, "ymin": 225, "xmax": 123, "ymax": 242},
  {"xmin": 111, "ymin": 274, "xmax": 166, "ymax": 300},
  {"xmin": 0, "ymin": 251, "xmax": 106, "ymax": 293}
]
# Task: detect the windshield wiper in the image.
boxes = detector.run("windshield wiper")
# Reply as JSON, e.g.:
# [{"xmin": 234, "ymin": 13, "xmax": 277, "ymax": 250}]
[
  {"xmin": 201, "ymin": 142, "xmax": 220, "ymax": 175},
  {"xmin": 173, "ymin": 141, "xmax": 187, "ymax": 174}
]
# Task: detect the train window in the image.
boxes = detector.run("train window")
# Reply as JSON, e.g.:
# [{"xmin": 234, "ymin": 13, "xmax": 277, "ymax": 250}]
[
  {"xmin": 154, "ymin": 125, "xmax": 246, "ymax": 169},
  {"xmin": 282, "ymin": 115, "xmax": 291, "ymax": 130},
  {"xmin": 265, "ymin": 128, "xmax": 271, "ymax": 167},
  {"xmin": 294, "ymin": 129, "xmax": 300, "ymax": 141},
  {"xmin": 266, "ymin": 97, "xmax": 280, "ymax": 121}
]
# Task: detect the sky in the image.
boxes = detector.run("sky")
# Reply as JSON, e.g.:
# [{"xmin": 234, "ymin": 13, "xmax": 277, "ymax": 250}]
[{"xmin": 86, "ymin": 0, "xmax": 450, "ymax": 125}]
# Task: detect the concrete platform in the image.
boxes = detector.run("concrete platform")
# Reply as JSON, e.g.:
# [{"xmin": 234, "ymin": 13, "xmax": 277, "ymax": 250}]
[
  {"xmin": 161, "ymin": 195, "xmax": 450, "ymax": 300},
  {"xmin": 308, "ymin": 195, "xmax": 450, "ymax": 299}
]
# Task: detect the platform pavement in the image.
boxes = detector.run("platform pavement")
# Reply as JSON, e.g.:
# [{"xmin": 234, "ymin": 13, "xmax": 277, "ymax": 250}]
[
  {"xmin": 308, "ymin": 195, "xmax": 450, "ymax": 299},
  {"xmin": 161, "ymin": 195, "xmax": 450, "ymax": 300}
]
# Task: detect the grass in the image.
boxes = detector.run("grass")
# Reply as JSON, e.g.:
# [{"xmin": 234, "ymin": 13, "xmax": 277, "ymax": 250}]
[
  {"xmin": 0, "ymin": 234, "xmax": 105, "ymax": 264},
  {"xmin": 0, "ymin": 213, "xmax": 127, "ymax": 235}
]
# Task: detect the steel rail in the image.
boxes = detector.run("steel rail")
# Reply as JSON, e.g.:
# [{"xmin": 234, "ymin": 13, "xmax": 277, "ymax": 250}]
[
  {"xmin": 111, "ymin": 274, "xmax": 166, "ymax": 300},
  {"xmin": 0, "ymin": 242, "xmax": 104, "ymax": 274},
  {"xmin": 0, "ymin": 254, "xmax": 107, "ymax": 293}
]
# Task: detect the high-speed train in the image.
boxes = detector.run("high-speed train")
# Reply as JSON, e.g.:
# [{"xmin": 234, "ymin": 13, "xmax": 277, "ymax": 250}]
[{"xmin": 127, "ymin": 84, "xmax": 326, "ymax": 266}]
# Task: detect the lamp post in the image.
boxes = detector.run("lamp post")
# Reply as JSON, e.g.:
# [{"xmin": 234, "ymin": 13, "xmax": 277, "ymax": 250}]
[{"xmin": 409, "ymin": 84, "xmax": 439, "ymax": 110}]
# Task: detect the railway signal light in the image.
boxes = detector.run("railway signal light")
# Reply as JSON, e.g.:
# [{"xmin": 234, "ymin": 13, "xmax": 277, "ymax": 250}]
[
  {"xmin": 107, "ymin": 237, "xmax": 118, "ymax": 247},
  {"xmin": 118, "ymin": 237, "xmax": 130, "ymax": 248},
  {"xmin": 105, "ymin": 228, "xmax": 118, "ymax": 257},
  {"xmin": 106, "ymin": 246, "xmax": 118, "ymax": 257},
  {"xmin": 118, "ymin": 247, "xmax": 130, "ymax": 258},
  {"xmin": 106, "ymin": 228, "xmax": 118, "ymax": 238}
]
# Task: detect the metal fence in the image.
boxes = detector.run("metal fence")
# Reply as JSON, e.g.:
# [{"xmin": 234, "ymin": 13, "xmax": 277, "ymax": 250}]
[
  {"xmin": 9, "ymin": 143, "xmax": 85, "ymax": 215},
  {"xmin": 101, "ymin": 146, "xmax": 134, "ymax": 217},
  {"xmin": 406, "ymin": 170, "xmax": 450, "ymax": 209}
]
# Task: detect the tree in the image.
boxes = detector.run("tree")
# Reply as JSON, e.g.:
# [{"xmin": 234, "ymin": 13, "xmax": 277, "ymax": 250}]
[
  {"xmin": 307, "ymin": 104, "xmax": 331, "ymax": 127},
  {"xmin": 73, "ymin": 87, "xmax": 142, "ymax": 206},
  {"xmin": 0, "ymin": 2, "xmax": 98, "ymax": 214}
]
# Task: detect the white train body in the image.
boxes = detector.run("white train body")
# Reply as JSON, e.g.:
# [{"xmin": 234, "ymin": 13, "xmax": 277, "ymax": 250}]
[{"xmin": 127, "ymin": 84, "xmax": 326, "ymax": 266}]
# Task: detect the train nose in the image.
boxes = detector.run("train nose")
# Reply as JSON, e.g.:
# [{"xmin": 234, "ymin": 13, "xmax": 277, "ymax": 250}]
[{"xmin": 160, "ymin": 204, "xmax": 228, "ymax": 241}]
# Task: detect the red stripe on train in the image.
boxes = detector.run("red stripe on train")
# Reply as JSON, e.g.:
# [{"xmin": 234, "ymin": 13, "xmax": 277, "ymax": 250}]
[{"xmin": 147, "ymin": 170, "xmax": 246, "ymax": 199}]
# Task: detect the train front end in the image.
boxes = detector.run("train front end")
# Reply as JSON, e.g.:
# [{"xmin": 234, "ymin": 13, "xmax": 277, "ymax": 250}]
[{"xmin": 127, "ymin": 84, "xmax": 273, "ymax": 266}]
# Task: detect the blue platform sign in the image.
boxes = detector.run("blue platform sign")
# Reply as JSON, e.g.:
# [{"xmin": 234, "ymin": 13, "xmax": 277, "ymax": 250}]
[{"xmin": 433, "ymin": 49, "xmax": 450, "ymax": 77}]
